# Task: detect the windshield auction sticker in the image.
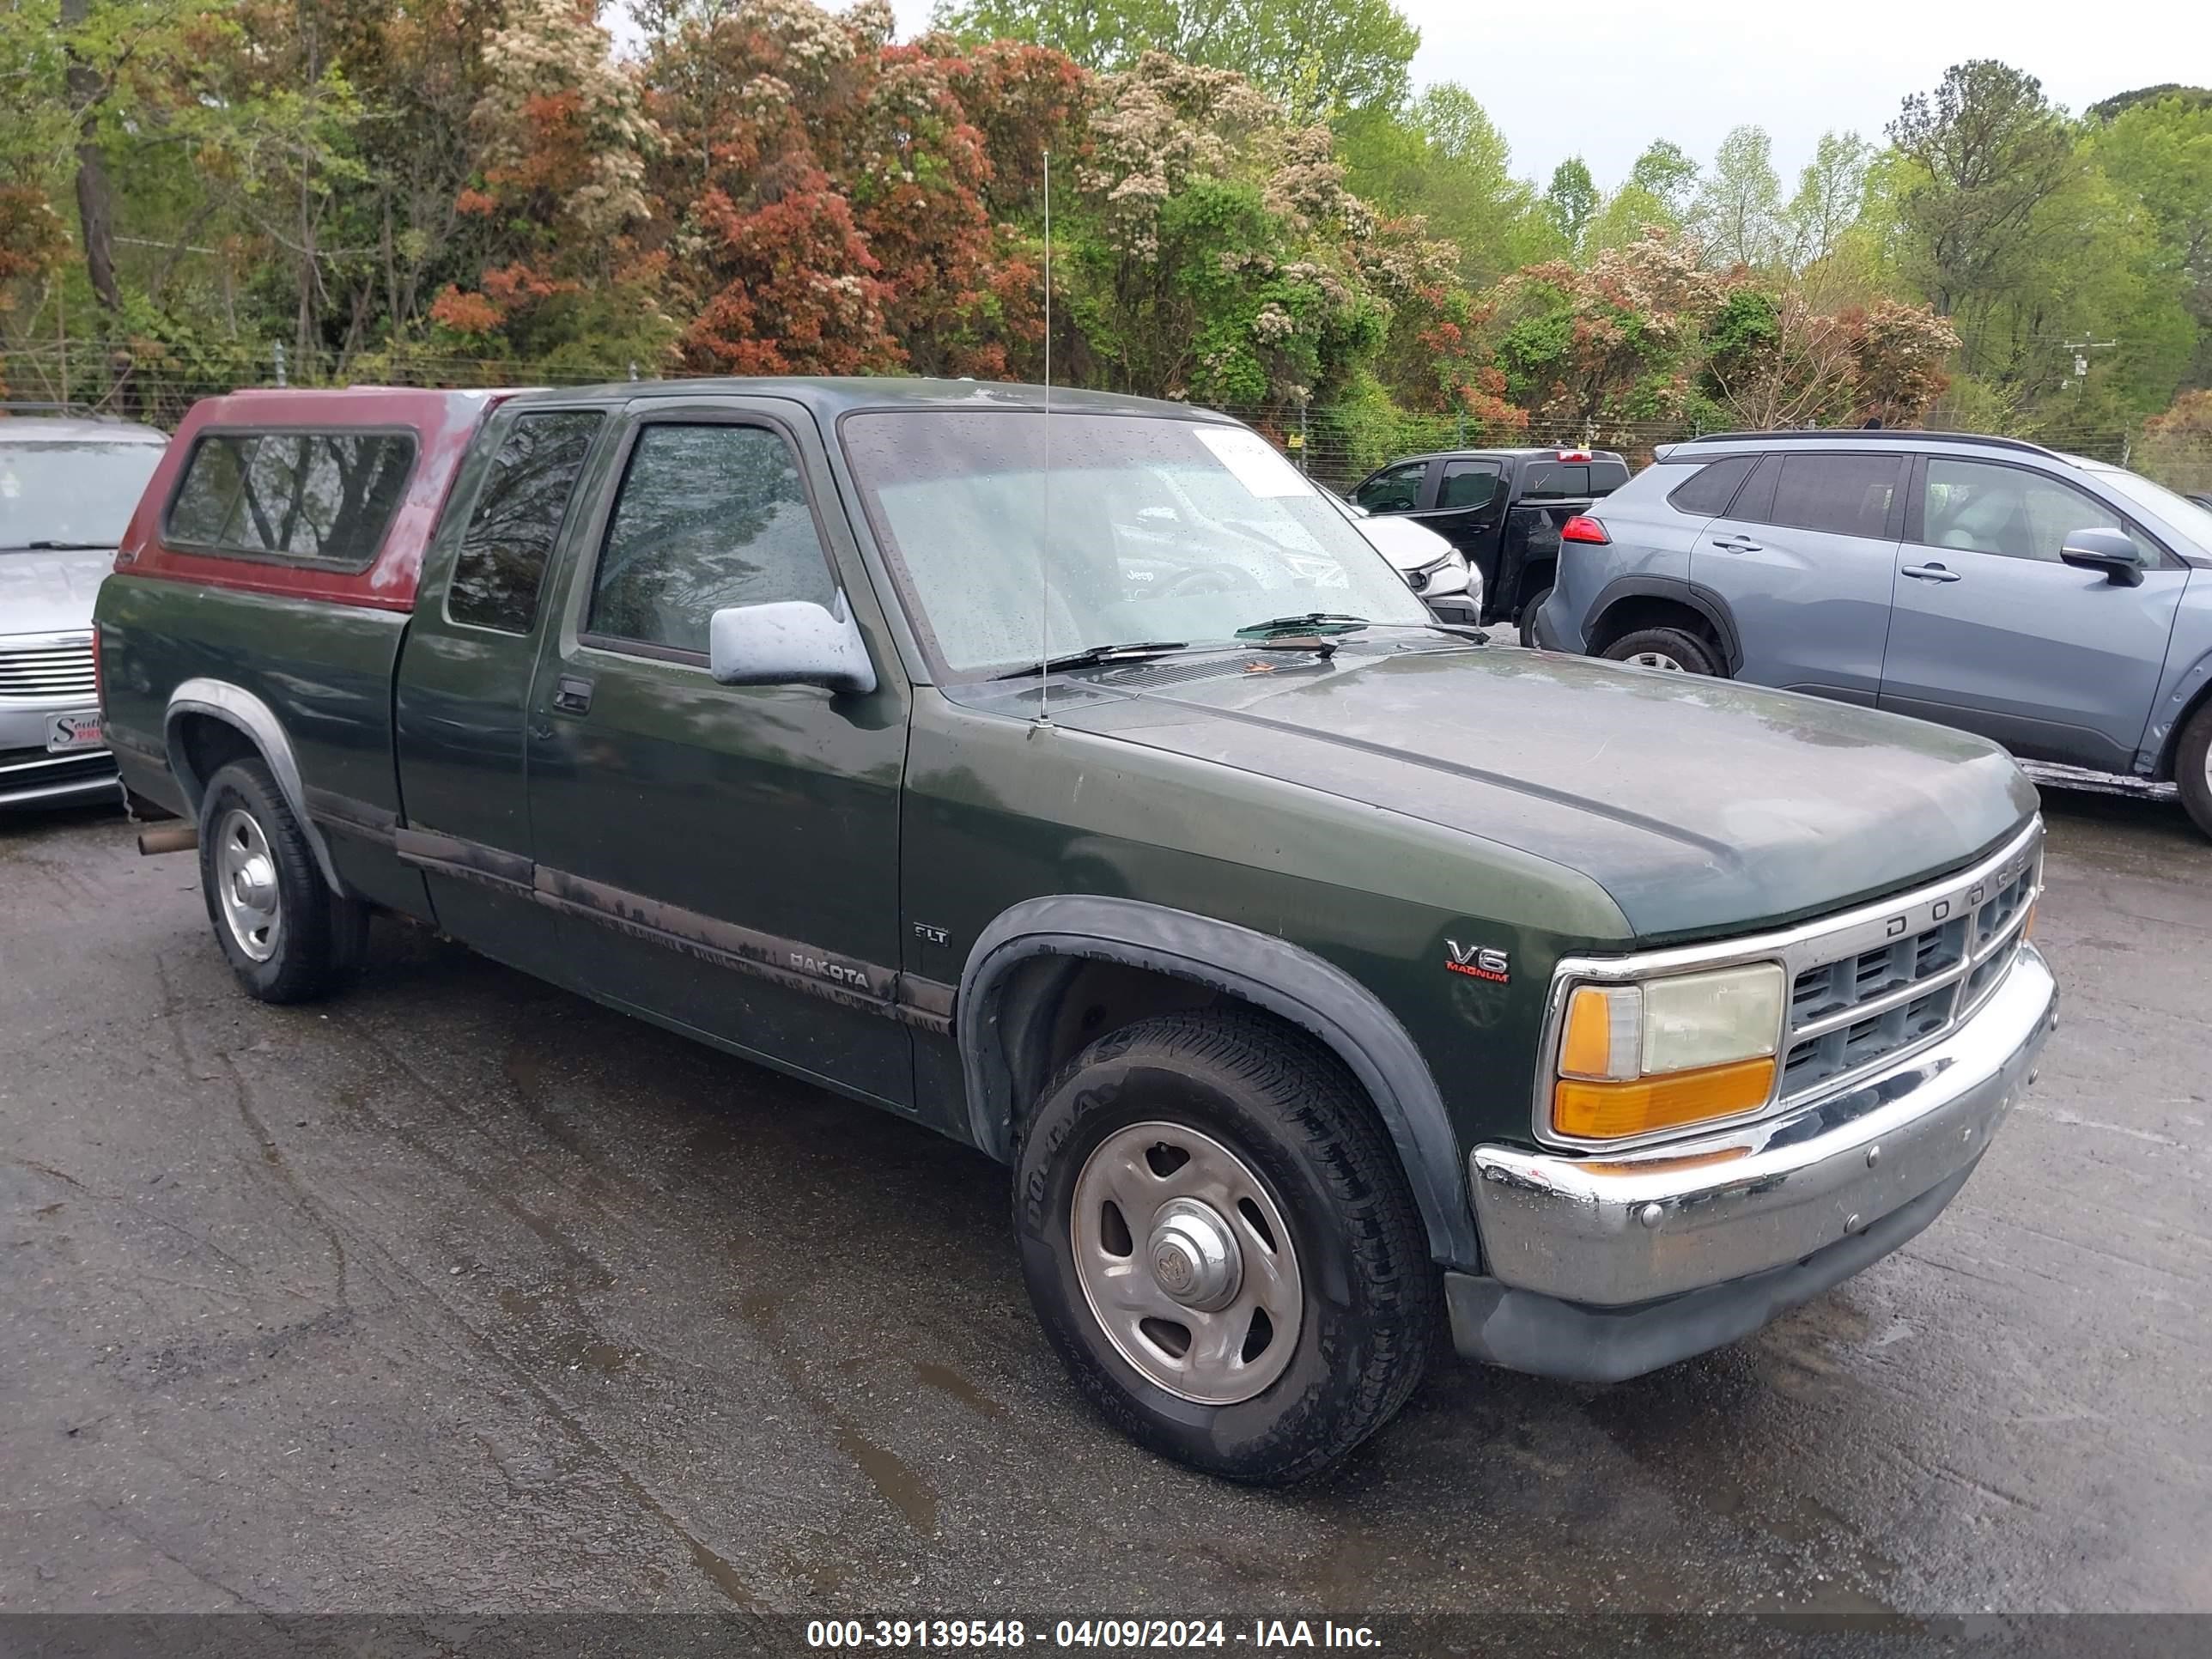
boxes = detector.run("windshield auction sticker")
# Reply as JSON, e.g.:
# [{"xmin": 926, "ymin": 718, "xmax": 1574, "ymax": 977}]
[{"xmin": 1193, "ymin": 426, "xmax": 1311, "ymax": 498}]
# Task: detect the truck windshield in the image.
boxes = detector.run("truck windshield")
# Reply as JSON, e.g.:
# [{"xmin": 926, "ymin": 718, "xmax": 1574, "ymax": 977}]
[
  {"xmin": 842, "ymin": 410, "xmax": 1431, "ymax": 676},
  {"xmin": 0, "ymin": 441, "xmax": 166, "ymax": 550}
]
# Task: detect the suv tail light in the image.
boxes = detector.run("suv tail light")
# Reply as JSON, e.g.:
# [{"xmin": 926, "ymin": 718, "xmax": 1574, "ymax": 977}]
[
  {"xmin": 1557, "ymin": 448, "xmax": 1591, "ymax": 461},
  {"xmin": 1560, "ymin": 514, "xmax": 1610, "ymax": 544}
]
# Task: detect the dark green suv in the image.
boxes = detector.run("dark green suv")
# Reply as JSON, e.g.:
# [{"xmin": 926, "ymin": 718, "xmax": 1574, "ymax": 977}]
[{"xmin": 96, "ymin": 379, "xmax": 2057, "ymax": 1483}]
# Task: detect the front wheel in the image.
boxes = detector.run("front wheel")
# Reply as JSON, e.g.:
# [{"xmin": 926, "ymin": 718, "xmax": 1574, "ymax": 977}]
[
  {"xmin": 2176, "ymin": 700, "xmax": 2212, "ymax": 842},
  {"xmin": 1014, "ymin": 1012, "xmax": 1438, "ymax": 1485},
  {"xmin": 1600, "ymin": 624, "xmax": 1720, "ymax": 676},
  {"xmin": 197, "ymin": 758, "xmax": 370, "ymax": 1003}
]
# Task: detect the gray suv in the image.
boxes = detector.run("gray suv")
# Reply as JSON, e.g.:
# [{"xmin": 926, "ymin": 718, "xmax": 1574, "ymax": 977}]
[{"xmin": 1532, "ymin": 429, "xmax": 2212, "ymax": 837}]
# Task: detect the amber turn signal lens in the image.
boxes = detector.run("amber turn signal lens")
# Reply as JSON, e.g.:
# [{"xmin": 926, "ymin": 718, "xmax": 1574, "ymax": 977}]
[
  {"xmin": 1559, "ymin": 983, "xmax": 1640, "ymax": 1080},
  {"xmin": 1553, "ymin": 1056, "xmax": 1777, "ymax": 1141}
]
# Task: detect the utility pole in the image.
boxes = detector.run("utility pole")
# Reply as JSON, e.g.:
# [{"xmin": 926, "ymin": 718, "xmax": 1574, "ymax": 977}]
[{"xmin": 2060, "ymin": 339, "xmax": 2116, "ymax": 391}]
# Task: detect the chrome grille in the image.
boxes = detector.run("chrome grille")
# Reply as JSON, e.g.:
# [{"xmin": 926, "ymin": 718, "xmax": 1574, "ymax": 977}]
[
  {"xmin": 1777, "ymin": 842, "xmax": 2040, "ymax": 1103},
  {"xmin": 1534, "ymin": 817, "xmax": 2044, "ymax": 1151},
  {"xmin": 0, "ymin": 634, "xmax": 97, "ymax": 702}
]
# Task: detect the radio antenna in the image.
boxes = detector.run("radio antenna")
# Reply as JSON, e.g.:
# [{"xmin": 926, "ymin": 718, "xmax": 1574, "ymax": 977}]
[{"xmin": 1036, "ymin": 148, "xmax": 1054, "ymax": 730}]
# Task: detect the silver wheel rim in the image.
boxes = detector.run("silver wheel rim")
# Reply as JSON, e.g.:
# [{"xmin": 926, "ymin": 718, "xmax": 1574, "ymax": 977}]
[
  {"xmin": 215, "ymin": 807, "xmax": 283, "ymax": 963},
  {"xmin": 1626, "ymin": 650, "xmax": 1686, "ymax": 672},
  {"xmin": 1070, "ymin": 1121, "xmax": 1303, "ymax": 1406}
]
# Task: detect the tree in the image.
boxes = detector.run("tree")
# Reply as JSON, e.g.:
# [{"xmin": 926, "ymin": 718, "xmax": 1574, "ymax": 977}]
[
  {"xmin": 1887, "ymin": 61, "xmax": 2077, "ymax": 319},
  {"xmin": 1486, "ymin": 227, "xmax": 1731, "ymax": 423},
  {"xmin": 1542, "ymin": 157, "xmax": 1596, "ymax": 249},
  {"xmin": 934, "ymin": 0, "xmax": 1419, "ymax": 118},
  {"xmin": 2089, "ymin": 94, "xmax": 2212, "ymax": 389},
  {"xmin": 1338, "ymin": 82, "xmax": 1554, "ymax": 287},
  {"xmin": 1628, "ymin": 140, "xmax": 1699, "ymax": 217},
  {"xmin": 1783, "ymin": 131, "xmax": 1873, "ymax": 268},
  {"xmin": 1695, "ymin": 125, "xmax": 1784, "ymax": 270}
]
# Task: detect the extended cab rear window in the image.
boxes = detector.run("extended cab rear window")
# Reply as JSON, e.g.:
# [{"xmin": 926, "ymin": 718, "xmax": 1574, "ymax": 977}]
[
  {"xmin": 1522, "ymin": 459, "xmax": 1629, "ymax": 501},
  {"xmin": 166, "ymin": 430, "xmax": 415, "ymax": 568}
]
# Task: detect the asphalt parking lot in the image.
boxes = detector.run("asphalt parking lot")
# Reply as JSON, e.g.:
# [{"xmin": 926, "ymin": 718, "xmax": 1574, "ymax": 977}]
[{"xmin": 3, "ymin": 781, "xmax": 2208, "ymax": 1618}]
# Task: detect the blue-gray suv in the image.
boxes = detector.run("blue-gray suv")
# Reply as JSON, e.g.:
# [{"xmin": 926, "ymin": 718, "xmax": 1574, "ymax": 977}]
[{"xmin": 1532, "ymin": 429, "xmax": 2212, "ymax": 837}]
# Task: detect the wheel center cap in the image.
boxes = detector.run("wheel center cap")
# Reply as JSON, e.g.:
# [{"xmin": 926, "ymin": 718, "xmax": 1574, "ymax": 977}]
[
  {"xmin": 1147, "ymin": 1198, "xmax": 1242, "ymax": 1311},
  {"xmin": 234, "ymin": 855, "xmax": 276, "ymax": 911}
]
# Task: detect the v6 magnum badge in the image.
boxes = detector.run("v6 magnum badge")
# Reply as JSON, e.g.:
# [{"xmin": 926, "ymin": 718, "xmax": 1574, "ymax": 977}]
[{"xmin": 1445, "ymin": 940, "xmax": 1510, "ymax": 983}]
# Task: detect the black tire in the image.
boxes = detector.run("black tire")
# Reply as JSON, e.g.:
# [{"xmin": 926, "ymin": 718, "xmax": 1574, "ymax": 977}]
[
  {"xmin": 1517, "ymin": 586, "xmax": 1553, "ymax": 649},
  {"xmin": 1599, "ymin": 624, "xmax": 1721, "ymax": 676},
  {"xmin": 196, "ymin": 758, "xmax": 370, "ymax": 1004},
  {"xmin": 1013, "ymin": 1011, "xmax": 1439, "ymax": 1485},
  {"xmin": 2177, "ymin": 700, "xmax": 2212, "ymax": 842}
]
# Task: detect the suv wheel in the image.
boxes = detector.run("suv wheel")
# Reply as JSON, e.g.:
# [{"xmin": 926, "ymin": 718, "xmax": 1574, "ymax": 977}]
[
  {"xmin": 1014, "ymin": 1011, "xmax": 1438, "ymax": 1485},
  {"xmin": 197, "ymin": 758, "xmax": 370, "ymax": 1003},
  {"xmin": 2177, "ymin": 700, "xmax": 2212, "ymax": 841},
  {"xmin": 1601, "ymin": 625, "xmax": 1720, "ymax": 676}
]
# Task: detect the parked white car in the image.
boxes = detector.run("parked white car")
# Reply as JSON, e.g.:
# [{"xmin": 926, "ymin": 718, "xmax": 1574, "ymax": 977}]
[
  {"xmin": 1326, "ymin": 489, "xmax": 1482, "ymax": 626},
  {"xmin": 1, "ymin": 410, "xmax": 167, "ymax": 807}
]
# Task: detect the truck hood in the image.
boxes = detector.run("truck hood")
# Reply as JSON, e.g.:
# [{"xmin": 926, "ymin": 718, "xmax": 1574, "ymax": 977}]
[
  {"xmin": 1048, "ymin": 643, "xmax": 2038, "ymax": 942},
  {"xmin": 2, "ymin": 547, "xmax": 112, "ymax": 637}
]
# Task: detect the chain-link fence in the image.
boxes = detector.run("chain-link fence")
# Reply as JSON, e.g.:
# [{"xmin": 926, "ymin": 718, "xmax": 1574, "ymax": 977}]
[{"xmin": 6, "ymin": 338, "xmax": 2209, "ymax": 496}]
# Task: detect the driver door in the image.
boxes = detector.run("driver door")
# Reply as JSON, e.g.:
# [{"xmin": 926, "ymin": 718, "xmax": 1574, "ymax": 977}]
[
  {"xmin": 1879, "ymin": 455, "xmax": 2186, "ymax": 772},
  {"xmin": 522, "ymin": 397, "xmax": 914, "ymax": 1106}
]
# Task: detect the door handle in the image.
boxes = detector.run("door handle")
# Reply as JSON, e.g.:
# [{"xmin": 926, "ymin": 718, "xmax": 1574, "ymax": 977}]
[
  {"xmin": 1902, "ymin": 562, "xmax": 1961, "ymax": 583},
  {"xmin": 1710, "ymin": 535, "xmax": 1762, "ymax": 552},
  {"xmin": 552, "ymin": 675, "xmax": 594, "ymax": 714}
]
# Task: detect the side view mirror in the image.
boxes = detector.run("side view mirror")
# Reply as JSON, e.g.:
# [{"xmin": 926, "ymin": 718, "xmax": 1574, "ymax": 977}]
[
  {"xmin": 708, "ymin": 592, "xmax": 877, "ymax": 695},
  {"xmin": 2059, "ymin": 526, "xmax": 2149, "ymax": 587}
]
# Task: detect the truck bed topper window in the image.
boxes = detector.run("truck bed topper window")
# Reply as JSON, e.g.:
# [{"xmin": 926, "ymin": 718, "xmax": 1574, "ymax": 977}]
[{"xmin": 165, "ymin": 429, "xmax": 416, "ymax": 571}]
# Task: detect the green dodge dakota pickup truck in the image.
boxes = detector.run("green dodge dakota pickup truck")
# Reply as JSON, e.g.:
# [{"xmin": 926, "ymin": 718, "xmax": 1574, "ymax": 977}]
[{"xmin": 94, "ymin": 378, "xmax": 2056, "ymax": 1483}]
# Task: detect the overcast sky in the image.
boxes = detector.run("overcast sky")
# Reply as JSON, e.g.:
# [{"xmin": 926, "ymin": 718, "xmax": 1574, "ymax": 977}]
[{"xmin": 878, "ymin": 0, "xmax": 2203, "ymax": 189}]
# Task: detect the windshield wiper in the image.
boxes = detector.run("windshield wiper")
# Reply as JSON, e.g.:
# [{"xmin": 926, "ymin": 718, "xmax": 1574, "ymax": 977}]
[
  {"xmin": 1234, "ymin": 613, "xmax": 1372, "ymax": 638},
  {"xmin": 21, "ymin": 540, "xmax": 114, "ymax": 551},
  {"xmin": 991, "ymin": 641, "xmax": 1190, "ymax": 680}
]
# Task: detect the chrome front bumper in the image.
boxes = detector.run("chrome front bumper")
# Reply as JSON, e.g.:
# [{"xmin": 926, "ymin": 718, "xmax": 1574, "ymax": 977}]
[{"xmin": 1468, "ymin": 942, "xmax": 2056, "ymax": 1310}]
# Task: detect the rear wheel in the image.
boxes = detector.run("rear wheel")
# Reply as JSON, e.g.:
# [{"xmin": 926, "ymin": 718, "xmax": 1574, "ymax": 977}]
[
  {"xmin": 197, "ymin": 759, "xmax": 369, "ymax": 1003},
  {"xmin": 1600, "ymin": 625, "xmax": 1720, "ymax": 676},
  {"xmin": 1014, "ymin": 1011, "xmax": 1438, "ymax": 1485},
  {"xmin": 2176, "ymin": 701, "xmax": 2212, "ymax": 842},
  {"xmin": 1517, "ymin": 586, "xmax": 1553, "ymax": 649}
]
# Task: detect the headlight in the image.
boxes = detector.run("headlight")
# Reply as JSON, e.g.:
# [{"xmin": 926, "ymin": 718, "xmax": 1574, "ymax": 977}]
[
  {"xmin": 1553, "ymin": 963, "xmax": 1785, "ymax": 1140},
  {"xmin": 1413, "ymin": 554, "xmax": 1468, "ymax": 597}
]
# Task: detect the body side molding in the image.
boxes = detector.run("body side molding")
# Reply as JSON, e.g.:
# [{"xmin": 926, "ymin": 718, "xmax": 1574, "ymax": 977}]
[
  {"xmin": 957, "ymin": 895, "xmax": 1478, "ymax": 1268},
  {"xmin": 164, "ymin": 678, "xmax": 347, "ymax": 894}
]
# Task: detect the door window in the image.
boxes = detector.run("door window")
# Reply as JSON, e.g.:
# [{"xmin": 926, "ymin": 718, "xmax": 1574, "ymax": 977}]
[
  {"xmin": 1766, "ymin": 453, "xmax": 1905, "ymax": 539},
  {"xmin": 1352, "ymin": 462, "xmax": 1425, "ymax": 514},
  {"xmin": 1921, "ymin": 459, "xmax": 2154, "ymax": 564},
  {"xmin": 587, "ymin": 423, "xmax": 836, "ymax": 656},
  {"xmin": 1437, "ymin": 460, "xmax": 1504, "ymax": 511},
  {"xmin": 446, "ymin": 410, "xmax": 604, "ymax": 634}
]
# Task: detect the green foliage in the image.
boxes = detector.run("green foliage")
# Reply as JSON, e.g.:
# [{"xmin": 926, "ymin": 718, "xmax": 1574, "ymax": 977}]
[
  {"xmin": 0, "ymin": 0, "xmax": 2202, "ymax": 452},
  {"xmin": 934, "ymin": 0, "xmax": 1419, "ymax": 118},
  {"xmin": 1543, "ymin": 158, "xmax": 1597, "ymax": 250}
]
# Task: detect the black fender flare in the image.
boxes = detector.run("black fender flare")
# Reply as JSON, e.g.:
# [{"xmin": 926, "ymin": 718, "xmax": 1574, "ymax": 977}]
[
  {"xmin": 164, "ymin": 678, "xmax": 349, "ymax": 896},
  {"xmin": 957, "ymin": 895, "xmax": 1478, "ymax": 1268},
  {"xmin": 1589, "ymin": 575, "xmax": 1744, "ymax": 673}
]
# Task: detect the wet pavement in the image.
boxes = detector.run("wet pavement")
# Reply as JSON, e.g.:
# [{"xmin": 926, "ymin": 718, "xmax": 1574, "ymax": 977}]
[{"xmin": 2, "ymin": 787, "xmax": 2207, "ymax": 1616}]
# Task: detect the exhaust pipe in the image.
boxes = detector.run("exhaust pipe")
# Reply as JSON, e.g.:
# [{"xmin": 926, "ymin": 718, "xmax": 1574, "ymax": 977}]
[{"xmin": 137, "ymin": 823, "xmax": 199, "ymax": 856}]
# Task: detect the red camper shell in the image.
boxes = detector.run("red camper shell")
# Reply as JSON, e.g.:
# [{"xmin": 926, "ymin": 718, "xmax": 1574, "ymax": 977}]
[{"xmin": 113, "ymin": 386, "xmax": 523, "ymax": 611}]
